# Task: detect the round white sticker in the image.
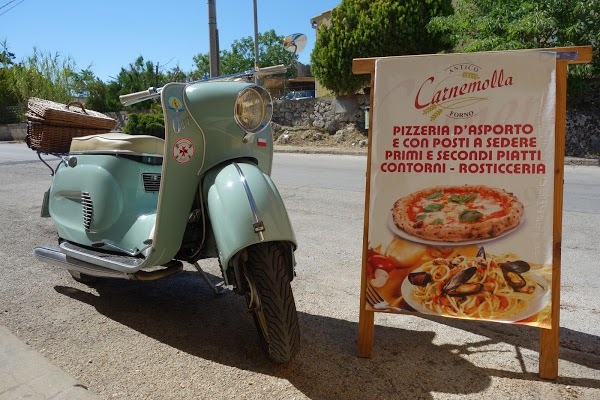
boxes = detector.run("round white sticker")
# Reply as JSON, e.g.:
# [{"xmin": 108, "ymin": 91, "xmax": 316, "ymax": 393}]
[{"xmin": 172, "ymin": 137, "xmax": 195, "ymax": 164}]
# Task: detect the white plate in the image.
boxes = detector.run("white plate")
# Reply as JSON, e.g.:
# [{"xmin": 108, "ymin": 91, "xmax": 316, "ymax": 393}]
[
  {"xmin": 400, "ymin": 266, "xmax": 551, "ymax": 323},
  {"xmin": 387, "ymin": 212, "xmax": 523, "ymax": 246}
]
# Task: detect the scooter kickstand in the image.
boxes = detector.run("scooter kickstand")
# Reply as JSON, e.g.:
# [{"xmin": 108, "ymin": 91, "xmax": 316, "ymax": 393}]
[{"xmin": 193, "ymin": 262, "xmax": 228, "ymax": 295}]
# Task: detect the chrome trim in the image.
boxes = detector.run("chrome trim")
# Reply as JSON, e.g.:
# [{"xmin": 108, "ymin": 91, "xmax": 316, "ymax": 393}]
[
  {"xmin": 232, "ymin": 162, "xmax": 265, "ymax": 241},
  {"xmin": 233, "ymin": 86, "xmax": 273, "ymax": 134},
  {"xmin": 34, "ymin": 245, "xmax": 181, "ymax": 280},
  {"xmin": 59, "ymin": 241, "xmax": 145, "ymax": 272},
  {"xmin": 68, "ymin": 151, "xmax": 164, "ymax": 157},
  {"xmin": 93, "ymin": 241, "xmax": 151, "ymax": 257},
  {"xmin": 142, "ymin": 173, "xmax": 161, "ymax": 192},
  {"xmin": 34, "ymin": 246, "xmax": 132, "ymax": 279},
  {"xmin": 81, "ymin": 192, "xmax": 93, "ymax": 232}
]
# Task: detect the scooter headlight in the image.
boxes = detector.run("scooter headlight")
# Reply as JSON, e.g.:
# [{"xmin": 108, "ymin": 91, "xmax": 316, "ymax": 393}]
[{"xmin": 234, "ymin": 86, "xmax": 273, "ymax": 133}]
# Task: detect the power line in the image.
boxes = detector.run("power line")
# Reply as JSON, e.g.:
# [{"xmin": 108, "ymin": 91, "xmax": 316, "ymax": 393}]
[
  {"xmin": 0, "ymin": 0, "xmax": 18, "ymax": 10},
  {"xmin": 0, "ymin": 0, "xmax": 24, "ymax": 16}
]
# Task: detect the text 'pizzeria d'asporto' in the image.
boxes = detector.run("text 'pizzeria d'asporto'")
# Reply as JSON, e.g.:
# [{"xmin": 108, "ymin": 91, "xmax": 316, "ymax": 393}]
[{"xmin": 379, "ymin": 69, "xmax": 547, "ymax": 175}]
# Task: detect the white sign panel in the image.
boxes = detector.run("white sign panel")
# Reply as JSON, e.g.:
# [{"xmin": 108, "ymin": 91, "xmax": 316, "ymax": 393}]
[{"xmin": 366, "ymin": 51, "xmax": 556, "ymax": 327}]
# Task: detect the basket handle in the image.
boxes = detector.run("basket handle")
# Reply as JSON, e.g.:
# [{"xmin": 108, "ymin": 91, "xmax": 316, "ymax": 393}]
[{"xmin": 66, "ymin": 101, "xmax": 88, "ymax": 114}]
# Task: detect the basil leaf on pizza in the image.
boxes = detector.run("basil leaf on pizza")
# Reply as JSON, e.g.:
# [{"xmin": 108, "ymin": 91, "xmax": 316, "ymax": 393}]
[
  {"xmin": 426, "ymin": 191, "xmax": 444, "ymax": 200},
  {"xmin": 459, "ymin": 209, "xmax": 483, "ymax": 222},
  {"xmin": 392, "ymin": 185, "xmax": 524, "ymax": 242},
  {"xmin": 449, "ymin": 193, "xmax": 477, "ymax": 204},
  {"xmin": 423, "ymin": 203, "xmax": 444, "ymax": 213}
]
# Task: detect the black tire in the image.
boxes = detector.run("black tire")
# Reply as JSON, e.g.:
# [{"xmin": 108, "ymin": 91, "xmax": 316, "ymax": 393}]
[
  {"xmin": 68, "ymin": 270, "xmax": 99, "ymax": 285},
  {"xmin": 244, "ymin": 242, "xmax": 299, "ymax": 363}
]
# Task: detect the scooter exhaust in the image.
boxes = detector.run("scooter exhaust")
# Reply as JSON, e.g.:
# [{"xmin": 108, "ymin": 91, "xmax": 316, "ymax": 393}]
[{"xmin": 34, "ymin": 246, "xmax": 182, "ymax": 281}]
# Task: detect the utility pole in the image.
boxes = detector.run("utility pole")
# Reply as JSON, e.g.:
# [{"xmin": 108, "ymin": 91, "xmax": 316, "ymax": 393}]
[
  {"xmin": 253, "ymin": 0, "xmax": 259, "ymax": 70},
  {"xmin": 208, "ymin": 0, "xmax": 220, "ymax": 77},
  {"xmin": 253, "ymin": 0, "xmax": 259, "ymax": 83}
]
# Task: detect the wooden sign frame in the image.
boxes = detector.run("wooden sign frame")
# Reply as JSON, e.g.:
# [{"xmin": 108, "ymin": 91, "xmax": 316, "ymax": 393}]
[{"xmin": 353, "ymin": 46, "xmax": 592, "ymax": 379}]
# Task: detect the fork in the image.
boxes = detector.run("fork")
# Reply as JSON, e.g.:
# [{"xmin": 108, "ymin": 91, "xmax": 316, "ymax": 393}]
[{"xmin": 365, "ymin": 282, "xmax": 404, "ymax": 312}]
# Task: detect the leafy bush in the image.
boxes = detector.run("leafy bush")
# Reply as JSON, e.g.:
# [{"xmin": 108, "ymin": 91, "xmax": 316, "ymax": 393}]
[
  {"xmin": 428, "ymin": 0, "xmax": 600, "ymax": 96},
  {"xmin": 310, "ymin": 0, "xmax": 453, "ymax": 96},
  {"xmin": 123, "ymin": 113, "xmax": 165, "ymax": 138}
]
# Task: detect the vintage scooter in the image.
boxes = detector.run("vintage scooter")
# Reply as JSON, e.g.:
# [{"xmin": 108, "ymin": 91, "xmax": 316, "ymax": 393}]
[{"xmin": 32, "ymin": 40, "xmax": 305, "ymax": 362}]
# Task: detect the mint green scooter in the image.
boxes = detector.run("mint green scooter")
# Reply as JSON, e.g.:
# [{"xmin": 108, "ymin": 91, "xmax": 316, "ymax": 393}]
[{"xmin": 33, "ymin": 70, "xmax": 300, "ymax": 363}]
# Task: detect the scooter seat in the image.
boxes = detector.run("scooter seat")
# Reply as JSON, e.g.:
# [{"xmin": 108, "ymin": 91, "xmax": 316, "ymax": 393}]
[{"xmin": 70, "ymin": 132, "xmax": 164, "ymax": 156}]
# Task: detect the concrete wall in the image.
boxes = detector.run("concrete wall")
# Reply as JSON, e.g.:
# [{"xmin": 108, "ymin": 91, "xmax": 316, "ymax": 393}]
[{"xmin": 0, "ymin": 123, "xmax": 26, "ymax": 141}]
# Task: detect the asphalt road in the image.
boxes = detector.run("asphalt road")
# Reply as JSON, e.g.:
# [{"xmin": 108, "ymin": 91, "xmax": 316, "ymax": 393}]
[{"xmin": 0, "ymin": 143, "xmax": 599, "ymax": 399}]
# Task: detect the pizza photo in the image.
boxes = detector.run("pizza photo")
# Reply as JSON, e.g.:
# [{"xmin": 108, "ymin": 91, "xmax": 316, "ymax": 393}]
[{"xmin": 391, "ymin": 185, "xmax": 524, "ymax": 243}]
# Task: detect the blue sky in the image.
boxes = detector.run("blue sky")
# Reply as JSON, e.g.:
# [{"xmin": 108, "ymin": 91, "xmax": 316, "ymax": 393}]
[{"xmin": 0, "ymin": 0, "xmax": 339, "ymax": 81}]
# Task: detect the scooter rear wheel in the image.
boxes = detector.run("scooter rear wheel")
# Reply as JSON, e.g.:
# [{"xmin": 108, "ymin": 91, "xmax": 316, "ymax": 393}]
[{"xmin": 244, "ymin": 242, "xmax": 299, "ymax": 363}]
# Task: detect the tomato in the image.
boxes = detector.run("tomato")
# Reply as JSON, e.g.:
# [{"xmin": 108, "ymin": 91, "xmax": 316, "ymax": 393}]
[{"xmin": 367, "ymin": 254, "xmax": 396, "ymax": 272}]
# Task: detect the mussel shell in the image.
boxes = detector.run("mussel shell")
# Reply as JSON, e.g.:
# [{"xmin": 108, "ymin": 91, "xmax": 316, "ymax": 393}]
[
  {"xmin": 503, "ymin": 270, "xmax": 527, "ymax": 290},
  {"xmin": 408, "ymin": 272, "xmax": 432, "ymax": 286},
  {"xmin": 499, "ymin": 260, "xmax": 531, "ymax": 274},
  {"xmin": 476, "ymin": 246, "xmax": 486, "ymax": 260},
  {"xmin": 446, "ymin": 283, "xmax": 484, "ymax": 297},
  {"xmin": 443, "ymin": 266, "xmax": 477, "ymax": 293}
]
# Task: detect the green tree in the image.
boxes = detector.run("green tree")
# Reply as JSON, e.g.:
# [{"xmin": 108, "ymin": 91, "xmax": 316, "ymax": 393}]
[
  {"xmin": 0, "ymin": 40, "xmax": 15, "ymax": 67},
  {"xmin": 82, "ymin": 79, "xmax": 121, "ymax": 112},
  {"xmin": 107, "ymin": 56, "xmax": 169, "ymax": 111},
  {"xmin": 310, "ymin": 0, "xmax": 453, "ymax": 96},
  {"xmin": 192, "ymin": 29, "xmax": 298, "ymax": 78},
  {"xmin": 191, "ymin": 53, "xmax": 210, "ymax": 80},
  {"xmin": 117, "ymin": 57, "xmax": 163, "ymax": 93},
  {"xmin": 4, "ymin": 47, "xmax": 80, "ymax": 109},
  {"xmin": 123, "ymin": 112, "xmax": 165, "ymax": 138},
  {"xmin": 427, "ymin": 0, "xmax": 600, "ymax": 91},
  {"xmin": 70, "ymin": 67, "xmax": 97, "ymax": 98},
  {"xmin": 0, "ymin": 40, "xmax": 20, "ymax": 123},
  {"xmin": 85, "ymin": 58, "xmax": 190, "ymax": 112}
]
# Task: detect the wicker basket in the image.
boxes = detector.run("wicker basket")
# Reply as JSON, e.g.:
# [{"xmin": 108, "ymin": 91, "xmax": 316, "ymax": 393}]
[
  {"xmin": 26, "ymin": 121, "xmax": 111, "ymax": 153},
  {"xmin": 26, "ymin": 98, "xmax": 116, "ymax": 153},
  {"xmin": 27, "ymin": 98, "xmax": 116, "ymax": 130}
]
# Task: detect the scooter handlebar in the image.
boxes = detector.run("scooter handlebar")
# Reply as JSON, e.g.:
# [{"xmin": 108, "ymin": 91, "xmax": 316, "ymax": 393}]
[
  {"xmin": 119, "ymin": 87, "xmax": 161, "ymax": 106},
  {"xmin": 253, "ymin": 64, "xmax": 288, "ymax": 76}
]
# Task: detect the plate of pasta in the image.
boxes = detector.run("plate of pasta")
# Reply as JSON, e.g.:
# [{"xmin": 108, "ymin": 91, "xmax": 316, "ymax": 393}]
[{"xmin": 400, "ymin": 248, "xmax": 550, "ymax": 322}]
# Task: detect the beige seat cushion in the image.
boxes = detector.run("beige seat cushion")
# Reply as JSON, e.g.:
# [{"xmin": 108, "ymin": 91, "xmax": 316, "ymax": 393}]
[{"xmin": 70, "ymin": 132, "xmax": 164, "ymax": 155}]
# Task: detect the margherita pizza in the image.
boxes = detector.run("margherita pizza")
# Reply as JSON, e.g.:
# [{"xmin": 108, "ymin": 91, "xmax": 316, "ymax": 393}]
[{"xmin": 392, "ymin": 185, "xmax": 523, "ymax": 242}]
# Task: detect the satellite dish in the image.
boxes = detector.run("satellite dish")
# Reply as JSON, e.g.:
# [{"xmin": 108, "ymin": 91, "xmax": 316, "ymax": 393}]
[{"xmin": 283, "ymin": 33, "xmax": 307, "ymax": 54}]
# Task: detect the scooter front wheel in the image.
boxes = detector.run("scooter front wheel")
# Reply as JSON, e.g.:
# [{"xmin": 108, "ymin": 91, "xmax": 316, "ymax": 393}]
[{"xmin": 244, "ymin": 242, "xmax": 299, "ymax": 363}]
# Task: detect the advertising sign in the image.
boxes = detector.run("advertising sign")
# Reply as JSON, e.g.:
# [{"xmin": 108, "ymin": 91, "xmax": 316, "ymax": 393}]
[{"xmin": 366, "ymin": 51, "xmax": 556, "ymax": 328}]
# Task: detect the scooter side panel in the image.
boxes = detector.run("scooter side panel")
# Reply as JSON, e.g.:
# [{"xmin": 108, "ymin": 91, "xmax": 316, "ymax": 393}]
[
  {"xmin": 203, "ymin": 162, "xmax": 297, "ymax": 269},
  {"xmin": 50, "ymin": 155, "xmax": 159, "ymax": 257}
]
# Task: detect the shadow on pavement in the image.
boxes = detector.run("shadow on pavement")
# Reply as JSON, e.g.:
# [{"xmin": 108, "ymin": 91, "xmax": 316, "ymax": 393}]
[{"xmin": 54, "ymin": 271, "xmax": 599, "ymax": 399}]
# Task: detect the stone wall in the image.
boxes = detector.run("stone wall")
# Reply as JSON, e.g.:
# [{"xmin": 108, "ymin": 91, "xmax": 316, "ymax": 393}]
[
  {"xmin": 566, "ymin": 111, "xmax": 600, "ymax": 157},
  {"xmin": 1, "ymin": 96, "xmax": 599, "ymax": 158},
  {"xmin": 272, "ymin": 95, "xmax": 600, "ymax": 159},
  {"xmin": 273, "ymin": 95, "xmax": 370, "ymax": 134}
]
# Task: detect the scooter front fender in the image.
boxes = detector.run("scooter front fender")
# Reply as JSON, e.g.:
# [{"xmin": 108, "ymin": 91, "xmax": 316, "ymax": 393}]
[{"xmin": 203, "ymin": 162, "xmax": 296, "ymax": 270}]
